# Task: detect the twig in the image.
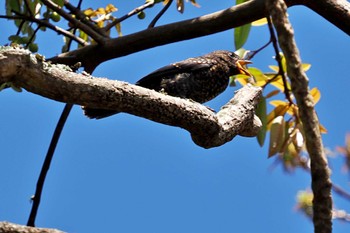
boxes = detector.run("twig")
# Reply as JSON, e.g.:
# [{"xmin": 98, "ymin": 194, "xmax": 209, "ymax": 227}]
[
  {"xmin": 104, "ymin": 1, "xmax": 155, "ymax": 32},
  {"xmin": 148, "ymin": 0, "xmax": 173, "ymax": 28},
  {"xmin": 0, "ymin": 14, "xmax": 88, "ymax": 46},
  {"xmin": 266, "ymin": 16, "xmax": 294, "ymax": 105},
  {"xmin": 63, "ymin": 1, "xmax": 108, "ymax": 37},
  {"xmin": 40, "ymin": 0, "xmax": 107, "ymax": 44},
  {"xmin": 27, "ymin": 104, "xmax": 73, "ymax": 227}
]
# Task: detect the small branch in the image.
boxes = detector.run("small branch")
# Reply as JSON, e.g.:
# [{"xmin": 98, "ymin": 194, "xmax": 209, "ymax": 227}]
[
  {"xmin": 0, "ymin": 14, "xmax": 88, "ymax": 46},
  {"xmin": 266, "ymin": 16, "xmax": 294, "ymax": 104},
  {"xmin": 0, "ymin": 221, "xmax": 65, "ymax": 233},
  {"xmin": 63, "ymin": 1, "xmax": 108, "ymax": 37},
  {"xmin": 266, "ymin": 1, "xmax": 333, "ymax": 233},
  {"xmin": 40, "ymin": 0, "xmax": 107, "ymax": 44},
  {"xmin": 27, "ymin": 105, "xmax": 72, "ymax": 226},
  {"xmin": 104, "ymin": 1, "xmax": 155, "ymax": 32},
  {"xmin": 148, "ymin": 0, "xmax": 173, "ymax": 28},
  {"xmin": 0, "ymin": 48, "xmax": 262, "ymax": 148}
]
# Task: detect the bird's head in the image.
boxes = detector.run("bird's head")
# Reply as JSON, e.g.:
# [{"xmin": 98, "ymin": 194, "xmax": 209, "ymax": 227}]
[{"xmin": 213, "ymin": 50, "xmax": 252, "ymax": 77}]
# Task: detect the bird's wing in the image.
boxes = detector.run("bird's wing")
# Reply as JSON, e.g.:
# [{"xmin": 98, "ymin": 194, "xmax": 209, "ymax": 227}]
[{"xmin": 136, "ymin": 59, "xmax": 212, "ymax": 88}]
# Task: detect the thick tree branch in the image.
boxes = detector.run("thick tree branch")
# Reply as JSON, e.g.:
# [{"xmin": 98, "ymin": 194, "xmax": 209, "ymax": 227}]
[
  {"xmin": 288, "ymin": 0, "xmax": 350, "ymax": 35},
  {"xmin": 48, "ymin": 0, "xmax": 350, "ymax": 68},
  {"xmin": 0, "ymin": 47, "xmax": 262, "ymax": 148},
  {"xmin": 266, "ymin": 1, "xmax": 333, "ymax": 233},
  {"xmin": 49, "ymin": 0, "xmax": 268, "ymax": 66},
  {"xmin": 0, "ymin": 221, "xmax": 65, "ymax": 233}
]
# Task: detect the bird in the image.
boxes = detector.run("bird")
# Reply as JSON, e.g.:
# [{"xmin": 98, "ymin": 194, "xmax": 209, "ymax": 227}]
[{"xmin": 83, "ymin": 50, "xmax": 251, "ymax": 119}]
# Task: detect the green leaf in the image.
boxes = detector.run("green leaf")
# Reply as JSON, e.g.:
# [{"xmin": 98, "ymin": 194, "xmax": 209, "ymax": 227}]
[
  {"xmin": 6, "ymin": 0, "xmax": 21, "ymax": 15},
  {"xmin": 234, "ymin": 23, "xmax": 251, "ymax": 50},
  {"xmin": 268, "ymin": 116, "xmax": 285, "ymax": 158},
  {"xmin": 256, "ymin": 97, "xmax": 267, "ymax": 147},
  {"xmin": 28, "ymin": 43, "xmax": 38, "ymax": 52},
  {"xmin": 53, "ymin": 0, "xmax": 64, "ymax": 7}
]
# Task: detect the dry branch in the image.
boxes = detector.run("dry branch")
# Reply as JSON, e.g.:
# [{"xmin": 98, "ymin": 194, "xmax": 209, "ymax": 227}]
[{"xmin": 0, "ymin": 47, "xmax": 262, "ymax": 148}]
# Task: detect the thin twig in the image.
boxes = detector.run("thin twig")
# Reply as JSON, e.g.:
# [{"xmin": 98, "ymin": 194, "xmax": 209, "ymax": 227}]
[
  {"xmin": 0, "ymin": 14, "xmax": 88, "ymax": 46},
  {"xmin": 104, "ymin": 1, "xmax": 155, "ymax": 32},
  {"xmin": 27, "ymin": 104, "xmax": 73, "ymax": 227},
  {"xmin": 266, "ymin": 16, "xmax": 294, "ymax": 105},
  {"xmin": 40, "ymin": 0, "xmax": 107, "ymax": 44},
  {"xmin": 63, "ymin": 1, "xmax": 108, "ymax": 37},
  {"xmin": 148, "ymin": 0, "xmax": 173, "ymax": 28}
]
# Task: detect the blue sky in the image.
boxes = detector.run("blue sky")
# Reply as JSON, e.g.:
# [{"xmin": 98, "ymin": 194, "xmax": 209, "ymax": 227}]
[{"xmin": 1, "ymin": 1, "xmax": 349, "ymax": 232}]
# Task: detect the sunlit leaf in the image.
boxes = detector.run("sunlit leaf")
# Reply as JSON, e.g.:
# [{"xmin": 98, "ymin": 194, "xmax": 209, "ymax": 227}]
[
  {"xmin": 234, "ymin": 48, "xmax": 251, "ymax": 60},
  {"xmin": 310, "ymin": 87, "xmax": 321, "ymax": 104},
  {"xmin": 270, "ymin": 100, "xmax": 295, "ymax": 116},
  {"xmin": 115, "ymin": 23, "xmax": 122, "ymax": 37},
  {"xmin": 267, "ymin": 104, "xmax": 289, "ymax": 128},
  {"xmin": 248, "ymin": 67, "xmax": 268, "ymax": 86},
  {"xmin": 319, "ymin": 123, "xmax": 328, "ymax": 134},
  {"xmin": 269, "ymin": 65, "xmax": 279, "ymax": 73},
  {"xmin": 256, "ymin": 97, "xmax": 267, "ymax": 147},
  {"xmin": 84, "ymin": 8, "xmax": 95, "ymax": 17},
  {"xmin": 234, "ymin": 23, "xmax": 251, "ymax": 50},
  {"xmin": 268, "ymin": 116, "xmax": 285, "ymax": 157},
  {"xmin": 106, "ymin": 4, "xmax": 118, "ymax": 13},
  {"xmin": 252, "ymin": 18, "xmax": 268, "ymax": 26},
  {"xmin": 265, "ymin": 89, "xmax": 280, "ymax": 99},
  {"xmin": 302, "ymin": 63, "xmax": 311, "ymax": 71},
  {"xmin": 96, "ymin": 7, "xmax": 106, "ymax": 15},
  {"xmin": 232, "ymin": 74, "xmax": 250, "ymax": 86}
]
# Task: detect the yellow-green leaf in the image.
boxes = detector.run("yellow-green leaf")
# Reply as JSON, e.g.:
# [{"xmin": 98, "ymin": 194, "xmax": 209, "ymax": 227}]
[
  {"xmin": 268, "ymin": 116, "xmax": 285, "ymax": 157},
  {"xmin": 106, "ymin": 4, "xmax": 117, "ymax": 13},
  {"xmin": 269, "ymin": 65, "xmax": 279, "ymax": 72},
  {"xmin": 267, "ymin": 104, "xmax": 289, "ymax": 128},
  {"xmin": 302, "ymin": 63, "xmax": 311, "ymax": 72},
  {"xmin": 310, "ymin": 87, "xmax": 321, "ymax": 104},
  {"xmin": 252, "ymin": 18, "xmax": 268, "ymax": 26},
  {"xmin": 234, "ymin": 23, "xmax": 251, "ymax": 50}
]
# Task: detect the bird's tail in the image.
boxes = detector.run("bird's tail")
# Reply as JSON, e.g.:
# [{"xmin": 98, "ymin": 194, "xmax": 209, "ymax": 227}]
[{"xmin": 82, "ymin": 107, "xmax": 119, "ymax": 119}]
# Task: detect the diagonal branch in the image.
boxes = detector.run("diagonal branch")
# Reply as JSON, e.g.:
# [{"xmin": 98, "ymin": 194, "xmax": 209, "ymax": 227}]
[
  {"xmin": 0, "ymin": 47, "xmax": 262, "ymax": 148},
  {"xmin": 266, "ymin": 1, "xmax": 333, "ymax": 233},
  {"xmin": 40, "ymin": 0, "xmax": 107, "ymax": 44},
  {"xmin": 0, "ymin": 14, "xmax": 88, "ymax": 46}
]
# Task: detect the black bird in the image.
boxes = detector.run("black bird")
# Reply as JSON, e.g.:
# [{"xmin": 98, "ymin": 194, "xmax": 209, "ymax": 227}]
[{"xmin": 83, "ymin": 50, "xmax": 251, "ymax": 119}]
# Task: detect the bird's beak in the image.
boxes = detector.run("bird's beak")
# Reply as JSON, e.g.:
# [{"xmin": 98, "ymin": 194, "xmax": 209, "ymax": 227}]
[{"xmin": 236, "ymin": 59, "xmax": 252, "ymax": 77}]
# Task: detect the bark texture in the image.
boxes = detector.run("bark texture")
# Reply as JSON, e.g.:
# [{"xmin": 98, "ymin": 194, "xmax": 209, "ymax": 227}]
[{"xmin": 267, "ymin": 1, "xmax": 333, "ymax": 233}]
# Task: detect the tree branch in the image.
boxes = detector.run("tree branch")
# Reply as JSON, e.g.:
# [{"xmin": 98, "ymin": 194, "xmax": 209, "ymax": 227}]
[
  {"xmin": 0, "ymin": 47, "xmax": 262, "ymax": 148},
  {"xmin": 0, "ymin": 221, "xmax": 65, "ymax": 233},
  {"xmin": 48, "ymin": 0, "xmax": 350, "ymax": 67},
  {"xmin": 288, "ymin": 0, "xmax": 350, "ymax": 35},
  {"xmin": 40, "ymin": 0, "xmax": 107, "ymax": 44},
  {"xmin": 266, "ymin": 1, "xmax": 333, "ymax": 233}
]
